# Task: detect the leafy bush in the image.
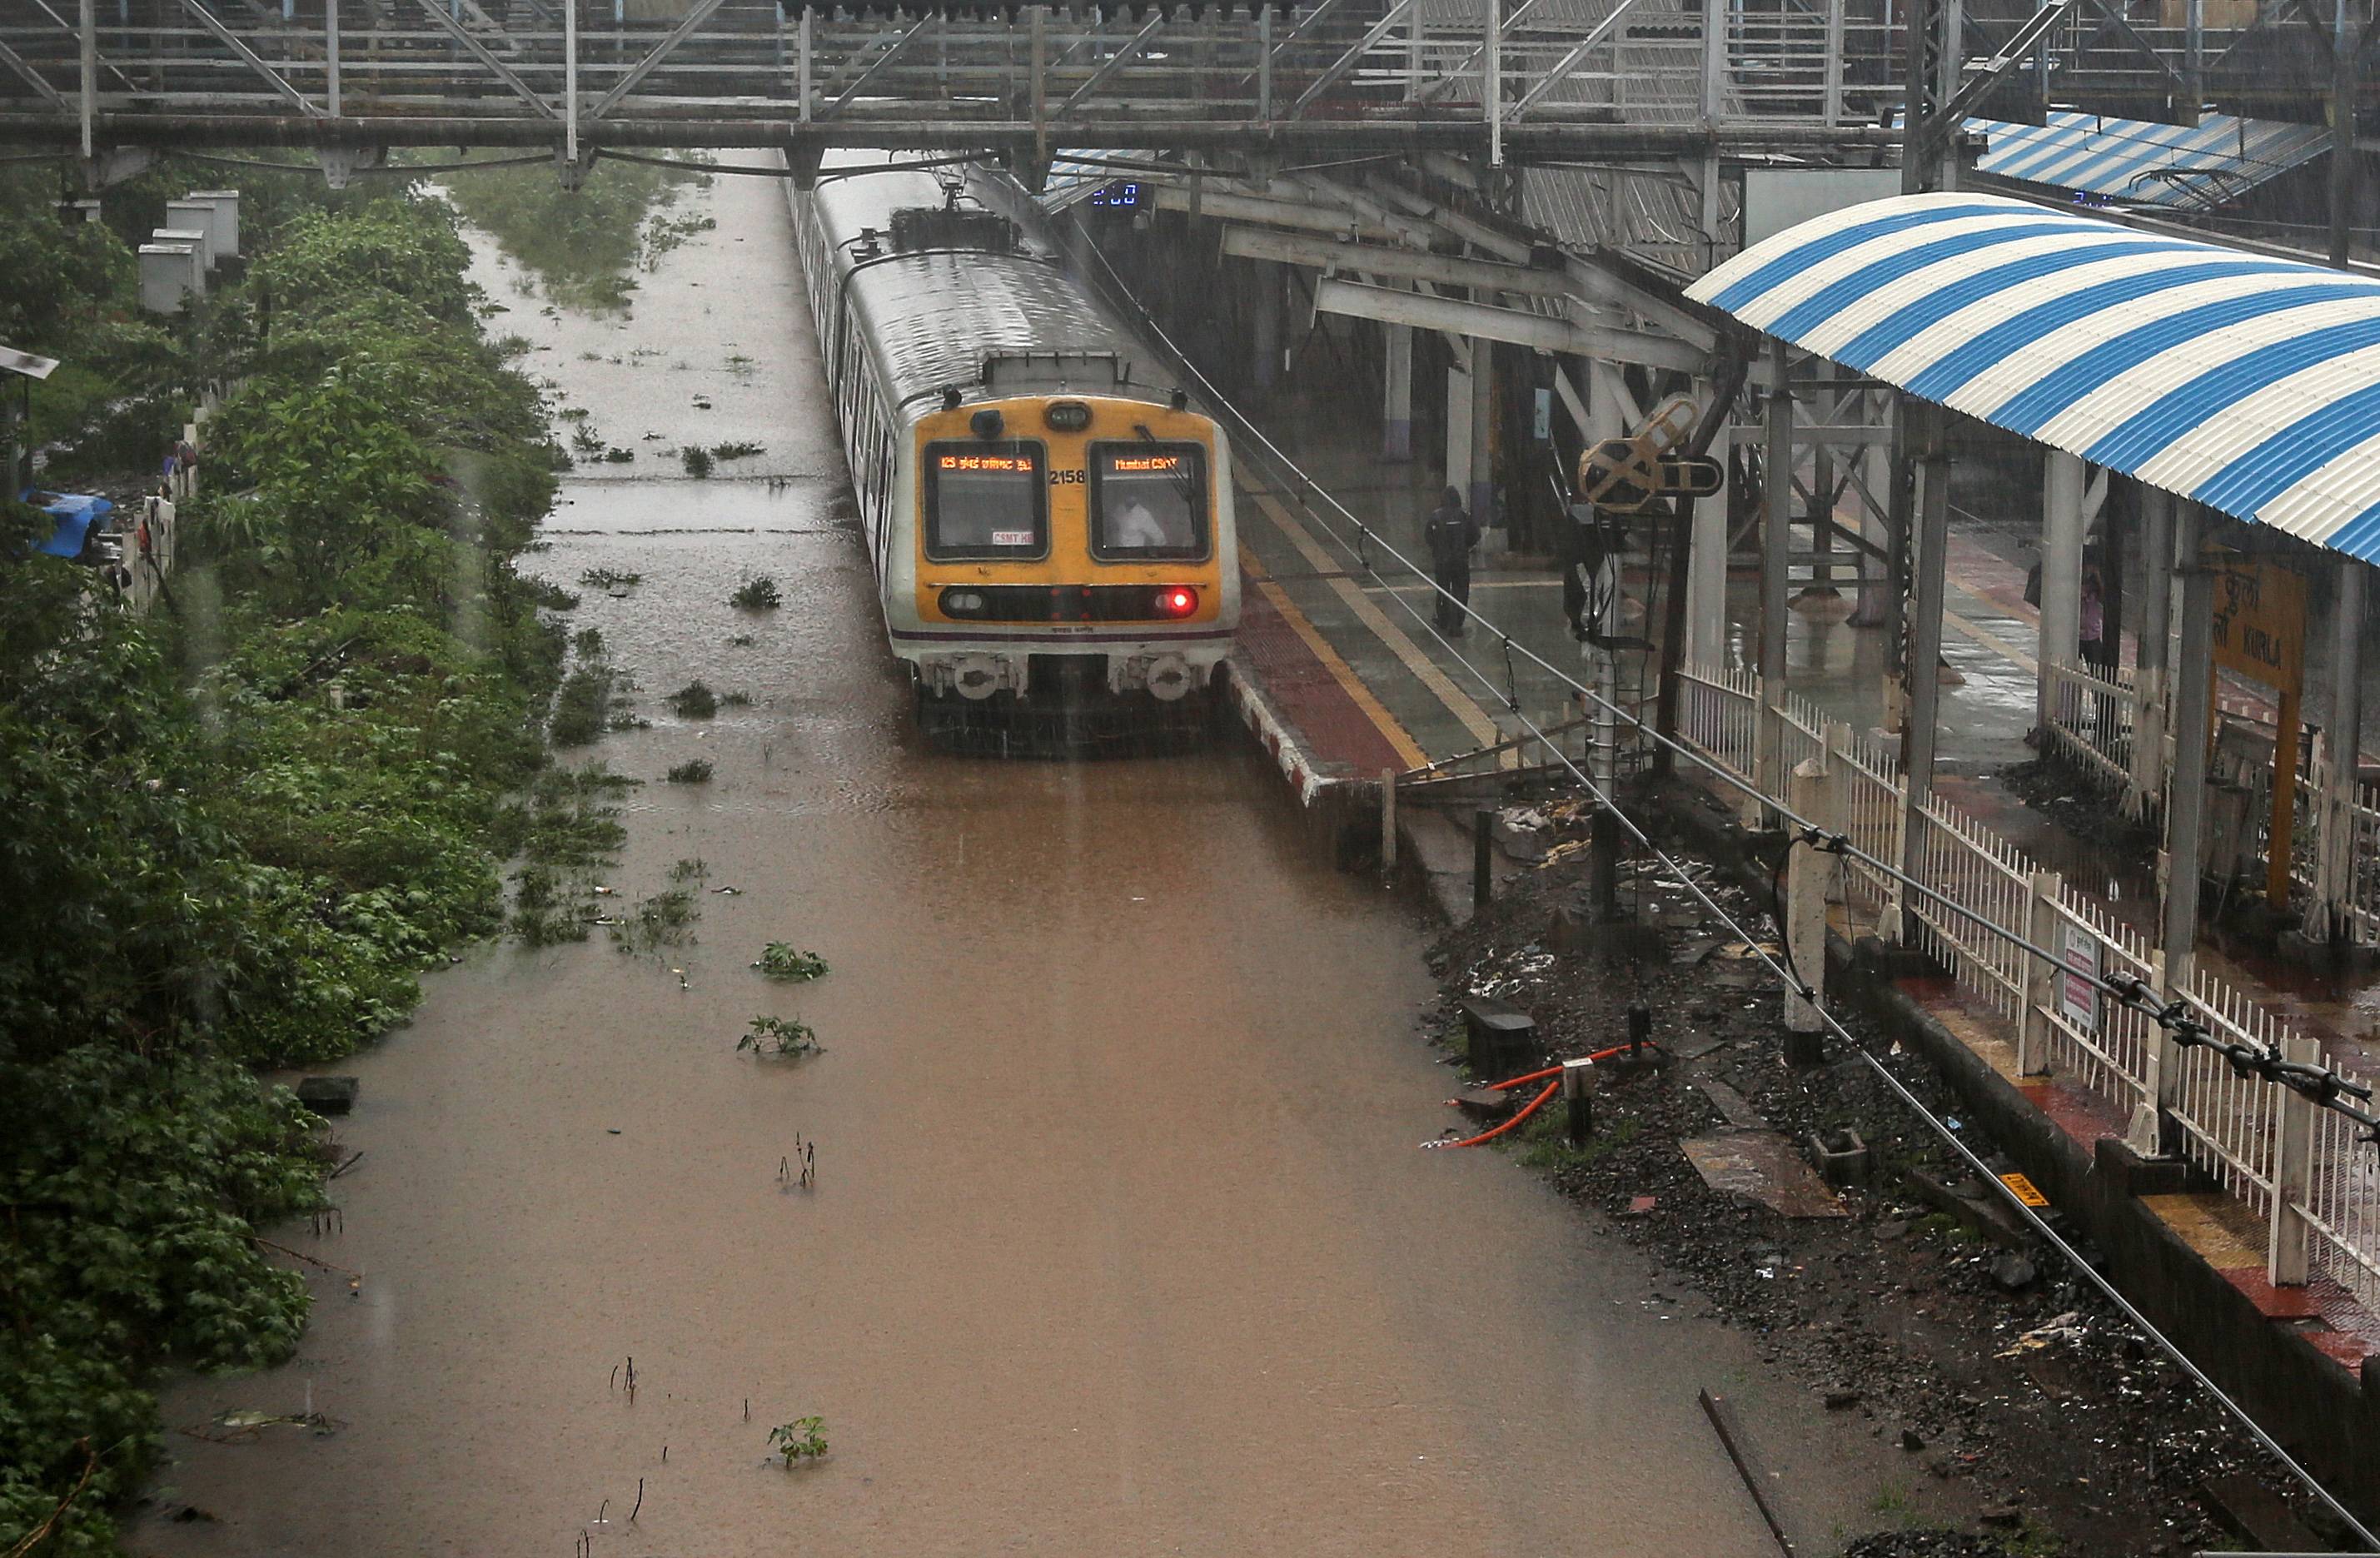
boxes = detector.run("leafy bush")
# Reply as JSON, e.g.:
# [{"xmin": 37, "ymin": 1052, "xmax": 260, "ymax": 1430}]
[
  {"xmin": 680, "ymin": 445, "xmax": 714, "ymax": 479},
  {"xmin": 0, "ymin": 185, "xmax": 602, "ymax": 1551},
  {"xmin": 729, "ymin": 574, "xmax": 782, "ymax": 610},
  {"xmin": 550, "ymin": 665, "xmax": 615, "ymax": 746},
  {"xmin": 668, "ymin": 680, "xmax": 718, "ymax": 719},
  {"xmin": 440, "ymin": 155, "xmax": 711, "ymax": 312},
  {"xmin": 665, "ymin": 759, "xmax": 714, "ymax": 784}
]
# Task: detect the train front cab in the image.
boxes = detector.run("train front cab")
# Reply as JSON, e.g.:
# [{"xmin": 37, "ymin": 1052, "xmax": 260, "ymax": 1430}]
[{"xmin": 899, "ymin": 393, "xmax": 1237, "ymax": 715}]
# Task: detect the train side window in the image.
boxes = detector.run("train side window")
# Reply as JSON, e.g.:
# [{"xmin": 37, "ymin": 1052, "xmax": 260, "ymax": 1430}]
[
  {"xmin": 1088, "ymin": 443, "xmax": 1208, "ymax": 561},
  {"xmin": 923, "ymin": 441, "xmax": 1048, "ymax": 560}
]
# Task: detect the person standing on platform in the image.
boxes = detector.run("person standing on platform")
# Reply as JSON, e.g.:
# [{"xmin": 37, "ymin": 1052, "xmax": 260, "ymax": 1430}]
[{"xmin": 1423, "ymin": 485, "xmax": 1481, "ymax": 637}]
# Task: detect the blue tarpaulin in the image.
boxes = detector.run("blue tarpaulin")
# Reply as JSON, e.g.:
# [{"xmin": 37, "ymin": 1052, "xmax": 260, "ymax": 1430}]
[{"xmin": 22, "ymin": 490, "xmax": 113, "ymax": 558}]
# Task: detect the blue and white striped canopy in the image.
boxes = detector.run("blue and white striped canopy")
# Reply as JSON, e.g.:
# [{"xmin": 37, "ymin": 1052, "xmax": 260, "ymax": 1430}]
[
  {"xmin": 1971, "ymin": 111, "xmax": 2329, "ymax": 212},
  {"xmin": 1685, "ymin": 192, "xmax": 2380, "ymax": 561}
]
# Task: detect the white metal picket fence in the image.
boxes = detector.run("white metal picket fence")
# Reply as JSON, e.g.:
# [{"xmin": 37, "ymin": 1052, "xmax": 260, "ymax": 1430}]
[
  {"xmin": 1676, "ymin": 663, "xmax": 2380, "ymax": 1306},
  {"xmin": 2042, "ymin": 659, "xmax": 2141, "ymax": 800}
]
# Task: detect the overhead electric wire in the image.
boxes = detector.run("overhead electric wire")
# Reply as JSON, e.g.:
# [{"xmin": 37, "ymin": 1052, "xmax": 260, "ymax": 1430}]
[
  {"xmin": 1075, "ymin": 227, "xmax": 2380, "ymax": 1547},
  {"xmin": 1071, "ymin": 222, "xmax": 2380, "ymax": 1141}
]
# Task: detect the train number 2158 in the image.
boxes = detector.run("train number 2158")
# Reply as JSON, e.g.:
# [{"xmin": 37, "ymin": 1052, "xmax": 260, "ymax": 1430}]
[{"xmin": 1048, "ymin": 469, "xmax": 1087, "ymax": 485}]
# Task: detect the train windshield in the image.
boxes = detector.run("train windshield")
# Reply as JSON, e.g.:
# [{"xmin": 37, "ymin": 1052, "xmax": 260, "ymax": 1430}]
[
  {"xmin": 924, "ymin": 441, "xmax": 1047, "ymax": 560},
  {"xmin": 1090, "ymin": 443, "xmax": 1207, "ymax": 561}
]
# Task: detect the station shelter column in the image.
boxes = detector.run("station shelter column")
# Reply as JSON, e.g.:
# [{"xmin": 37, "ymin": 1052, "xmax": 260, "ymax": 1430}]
[
  {"xmin": 2037, "ymin": 449, "xmax": 2087, "ymax": 736},
  {"xmin": 2321, "ymin": 557, "xmax": 2369, "ymax": 939},
  {"xmin": 1470, "ymin": 336, "xmax": 1496, "ymax": 535},
  {"xmin": 1382, "ymin": 324, "xmax": 1413, "ymax": 462},
  {"xmin": 1251, "ymin": 259, "xmax": 1282, "ymax": 396},
  {"xmin": 1685, "ymin": 384, "xmax": 1730, "ymax": 669},
  {"xmin": 1445, "ymin": 348, "xmax": 1473, "ymax": 502}
]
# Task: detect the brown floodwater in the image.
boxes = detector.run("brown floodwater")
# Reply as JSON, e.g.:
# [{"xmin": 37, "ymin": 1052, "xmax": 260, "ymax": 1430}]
[{"xmin": 142, "ymin": 171, "xmax": 1918, "ymax": 1557}]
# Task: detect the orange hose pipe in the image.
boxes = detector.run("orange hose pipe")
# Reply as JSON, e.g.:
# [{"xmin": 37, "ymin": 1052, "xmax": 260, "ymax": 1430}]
[
  {"xmin": 1479, "ymin": 1040, "xmax": 1656, "ymax": 1094},
  {"xmin": 1430, "ymin": 1078, "xmax": 1560, "ymax": 1150}
]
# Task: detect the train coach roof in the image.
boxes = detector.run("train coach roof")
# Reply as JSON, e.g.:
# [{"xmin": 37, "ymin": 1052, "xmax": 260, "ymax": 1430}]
[{"xmin": 812, "ymin": 159, "xmax": 1163, "ymax": 411}]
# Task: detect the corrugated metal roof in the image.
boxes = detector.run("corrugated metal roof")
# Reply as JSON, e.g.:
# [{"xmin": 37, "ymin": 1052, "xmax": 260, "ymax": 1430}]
[
  {"xmin": 1969, "ymin": 110, "xmax": 2330, "ymax": 212},
  {"xmin": 1684, "ymin": 192, "xmax": 2380, "ymax": 560}
]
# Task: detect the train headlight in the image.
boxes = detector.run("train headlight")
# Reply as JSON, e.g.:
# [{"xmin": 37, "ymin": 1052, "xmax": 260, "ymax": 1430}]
[
  {"xmin": 969, "ymin": 409, "xmax": 1004, "ymax": 440},
  {"xmin": 1152, "ymin": 586, "xmax": 1198, "ymax": 619},
  {"xmin": 1044, "ymin": 401, "xmax": 1092, "ymax": 432},
  {"xmin": 941, "ymin": 589, "xmax": 988, "ymax": 617}
]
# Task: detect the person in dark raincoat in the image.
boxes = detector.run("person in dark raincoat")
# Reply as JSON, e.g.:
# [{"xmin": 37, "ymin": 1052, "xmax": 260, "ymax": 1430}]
[{"xmin": 1422, "ymin": 485, "xmax": 1481, "ymax": 636}]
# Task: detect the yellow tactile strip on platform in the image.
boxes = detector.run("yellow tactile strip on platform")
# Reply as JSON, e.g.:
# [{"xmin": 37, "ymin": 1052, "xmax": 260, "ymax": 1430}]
[{"xmin": 2141, "ymin": 1192, "xmax": 2266, "ymax": 1272}]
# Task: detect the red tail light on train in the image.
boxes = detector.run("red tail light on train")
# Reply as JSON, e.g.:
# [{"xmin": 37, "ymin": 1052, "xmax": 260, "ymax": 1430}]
[{"xmin": 1153, "ymin": 587, "xmax": 1198, "ymax": 619}]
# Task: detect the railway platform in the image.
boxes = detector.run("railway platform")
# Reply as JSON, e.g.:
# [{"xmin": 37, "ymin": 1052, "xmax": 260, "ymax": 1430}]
[{"xmin": 1216, "ymin": 386, "xmax": 2380, "ymax": 1391}]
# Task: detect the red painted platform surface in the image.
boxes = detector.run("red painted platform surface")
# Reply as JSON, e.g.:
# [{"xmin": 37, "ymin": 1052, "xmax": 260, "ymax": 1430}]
[{"xmin": 1234, "ymin": 576, "xmax": 1407, "ymax": 781}]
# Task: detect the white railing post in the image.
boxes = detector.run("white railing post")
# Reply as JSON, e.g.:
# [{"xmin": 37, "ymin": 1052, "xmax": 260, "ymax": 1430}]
[
  {"xmin": 1880, "ymin": 776, "xmax": 1908, "ymax": 942},
  {"xmin": 2017, "ymin": 869, "xmax": 2062, "ymax": 1078},
  {"xmin": 2268, "ymin": 1033, "xmax": 2320, "ymax": 1287},
  {"xmin": 1749, "ymin": 674, "xmax": 1778, "ymax": 828},
  {"xmin": 2134, "ymin": 949, "xmax": 2173, "ymax": 1153}
]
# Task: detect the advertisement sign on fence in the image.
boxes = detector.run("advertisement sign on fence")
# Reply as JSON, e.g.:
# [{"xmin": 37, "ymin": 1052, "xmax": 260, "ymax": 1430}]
[{"xmin": 2059, "ymin": 923, "xmax": 2099, "ymax": 1036}]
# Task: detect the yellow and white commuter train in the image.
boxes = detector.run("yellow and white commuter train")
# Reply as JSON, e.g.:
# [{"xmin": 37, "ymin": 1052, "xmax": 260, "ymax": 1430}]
[{"xmin": 789, "ymin": 157, "xmax": 1239, "ymax": 744}]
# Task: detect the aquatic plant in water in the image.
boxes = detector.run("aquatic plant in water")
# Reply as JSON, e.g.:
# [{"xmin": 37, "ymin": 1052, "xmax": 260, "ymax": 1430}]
[{"xmin": 753, "ymin": 943, "xmax": 829, "ymax": 982}]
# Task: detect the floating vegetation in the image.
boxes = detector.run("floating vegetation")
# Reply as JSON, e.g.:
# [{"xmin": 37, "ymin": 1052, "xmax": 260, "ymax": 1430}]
[
  {"xmin": 719, "ymin": 690, "xmax": 752, "ymax": 709},
  {"xmin": 726, "ymin": 633, "xmax": 756, "ymax": 648},
  {"xmin": 710, "ymin": 441, "xmax": 765, "ymax": 460},
  {"xmin": 667, "ymin": 680, "xmax": 718, "ymax": 719},
  {"xmin": 742, "ymin": 1019, "xmax": 821, "ymax": 1059},
  {"xmin": 665, "ymin": 759, "xmax": 714, "ymax": 784},
  {"xmin": 506, "ymin": 766, "xmax": 636, "ymax": 944},
  {"xmin": 753, "ymin": 943, "xmax": 829, "ymax": 983},
  {"xmin": 572, "ymin": 626, "xmax": 605, "ymax": 658},
  {"xmin": 680, "ymin": 445, "xmax": 714, "ymax": 479},
  {"xmin": 580, "ymin": 567, "xmax": 643, "ymax": 590},
  {"xmin": 610, "ymin": 885, "xmax": 700, "ymax": 957},
  {"xmin": 603, "ymin": 447, "xmax": 635, "ymax": 463},
  {"xmin": 729, "ymin": 574, "xmax": 781, "ymax": 610}
]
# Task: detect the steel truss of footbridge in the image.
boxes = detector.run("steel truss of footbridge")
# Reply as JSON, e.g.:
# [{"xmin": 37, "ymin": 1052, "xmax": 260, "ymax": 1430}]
[{"xmin": 1, "ymin": 0, "xmax": 1910, "ymax": 167}]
